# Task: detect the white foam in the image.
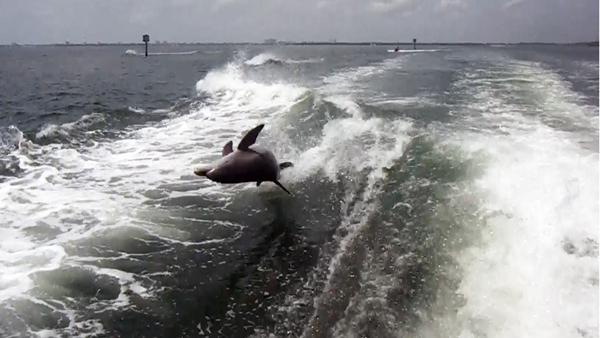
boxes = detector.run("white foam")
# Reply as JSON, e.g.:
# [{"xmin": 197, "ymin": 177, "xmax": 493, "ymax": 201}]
[
  {"xmin": 451, "ymin": 59, "xmax": 599, "ymax": 149},
  {"xmin": 419, "ymin": 56, "xmax": 600, "ymax": 338},
  {"xmin": 196, "ymin": 61, "xmax": 308, "ymax": 116},
  {"xmin": 128, "ymin": 106, "xmax": 145, "ymax": 114},
  {"xmin": 316, "ymin": 57, "xmax": 406, "ymax": 108},
  {"xmin": 0, "ymin": 125, "xmax": 24, "ymax": 149},
  {"xmin": 123, "ymin": 49, "xmax": 198, "ymax": 56},
  {"xmin": 515, "ymin": 60, "xmax": 598, "ymax": 128},
  {"xmin": 244, "ymin": 52, "xmax": 323, "ymax": 66},
  {"xmin": 320, "ymin": 65, "xmax": 384, "ymax": 96},
  {"xmin": 371, "ymin": 97, "xmax": 437, "ymax": 107},
  {"xmin": 439, "ymin": 124, "xmax": 599, "ymax": 338},
  {"xmin": 288, "ymin": 112, "xmax": 412, "ymax": 183},
  {"xmin": 244, "ymin": 52, "xmax": 282, "ymax": 66},
  {"xmin": 0, "ymin": 245, "xmax": 66, "ymax": 303},
  {"xmin": 35, "ymin": 113, "xmax": 106, "ymax": 140}
]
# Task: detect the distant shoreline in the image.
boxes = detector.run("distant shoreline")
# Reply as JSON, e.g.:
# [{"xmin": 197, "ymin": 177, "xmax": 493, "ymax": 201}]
[{"xmin": 3, "ymin": 41, "xmax": 598, "ymax": 47}]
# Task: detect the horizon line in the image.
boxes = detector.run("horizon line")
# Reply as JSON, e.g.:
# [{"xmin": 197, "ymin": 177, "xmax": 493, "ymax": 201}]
[{"xmin": 2, "ymin": 40, "xmax": 599, "ymax": 47}]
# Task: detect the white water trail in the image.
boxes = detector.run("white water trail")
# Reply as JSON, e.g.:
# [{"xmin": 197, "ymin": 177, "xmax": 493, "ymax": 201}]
[{"xmin": 418, "ymin": 57, "xmax": 599, "ymax": 338}]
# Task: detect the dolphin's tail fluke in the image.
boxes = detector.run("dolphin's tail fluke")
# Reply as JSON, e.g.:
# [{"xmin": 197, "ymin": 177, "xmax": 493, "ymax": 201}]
[
  {"xmin": 273, "ymin": 180, "xmax": 291, "ymax": 195},
  {"xmin": 279, "ymin": 162, "xmax": 293, "ymax": 170}
]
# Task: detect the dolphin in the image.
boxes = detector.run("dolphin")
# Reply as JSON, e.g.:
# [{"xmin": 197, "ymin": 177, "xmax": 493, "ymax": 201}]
[{"xmin": 193, "ymin": 124, "xmax": 294, "ymax": 194}]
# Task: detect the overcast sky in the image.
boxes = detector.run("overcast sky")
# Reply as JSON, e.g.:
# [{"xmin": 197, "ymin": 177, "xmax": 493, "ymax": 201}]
[{"xmin": 0, "ymin": 0, "xmax": 598, "ymax": 44}]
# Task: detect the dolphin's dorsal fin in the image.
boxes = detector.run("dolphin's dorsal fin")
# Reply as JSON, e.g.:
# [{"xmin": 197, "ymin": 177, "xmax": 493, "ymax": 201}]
[
  {"xmin": 237, "ymin": 124, "xmax": 265, "ymax": 151},
  {"xmin": 222, "ymin": 141, "xmax": 233, "ymax": 156}
]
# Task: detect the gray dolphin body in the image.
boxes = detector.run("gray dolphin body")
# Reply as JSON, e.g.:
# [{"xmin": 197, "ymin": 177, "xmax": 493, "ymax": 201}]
[{"xmin": 193, "ymin": 124, "xmax": 293, "ymax": 194}]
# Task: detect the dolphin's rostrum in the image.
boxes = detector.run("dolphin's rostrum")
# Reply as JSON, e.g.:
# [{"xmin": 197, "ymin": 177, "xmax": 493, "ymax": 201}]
[{"xmin": 194, "ymin": 124, "xmax": 293, "ymax": 194}]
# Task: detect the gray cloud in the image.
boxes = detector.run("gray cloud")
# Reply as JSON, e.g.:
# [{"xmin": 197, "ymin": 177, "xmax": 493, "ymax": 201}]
[{"xmin": 0, "ymin": 0, "xmax": 597, "ymax": 44}]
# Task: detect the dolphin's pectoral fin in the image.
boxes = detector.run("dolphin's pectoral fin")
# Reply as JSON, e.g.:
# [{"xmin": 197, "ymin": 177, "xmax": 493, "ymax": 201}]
[
  {"xmin": 222, "ymin": 141, "xmax": 233, "ymax": 157},
  {"xmin": 257, "ymin": 181, "xmax": 262, "ymax": 187},
  {"xmin": 278, "ymin": 162, "xmax": 293, "ymax": 170},
  {"xmin": 237, "ymin": 124, "xmax": 265, "ymax": 151},
  {"xmin": 273, "ymin": 180, "xmax": 291, "ymax": 195}
]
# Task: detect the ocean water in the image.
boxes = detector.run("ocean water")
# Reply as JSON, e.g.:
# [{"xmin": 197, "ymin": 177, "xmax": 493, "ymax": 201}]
[{"xmin": 0, "ymin": 43, "xmax": 598, "ymax": 338}]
